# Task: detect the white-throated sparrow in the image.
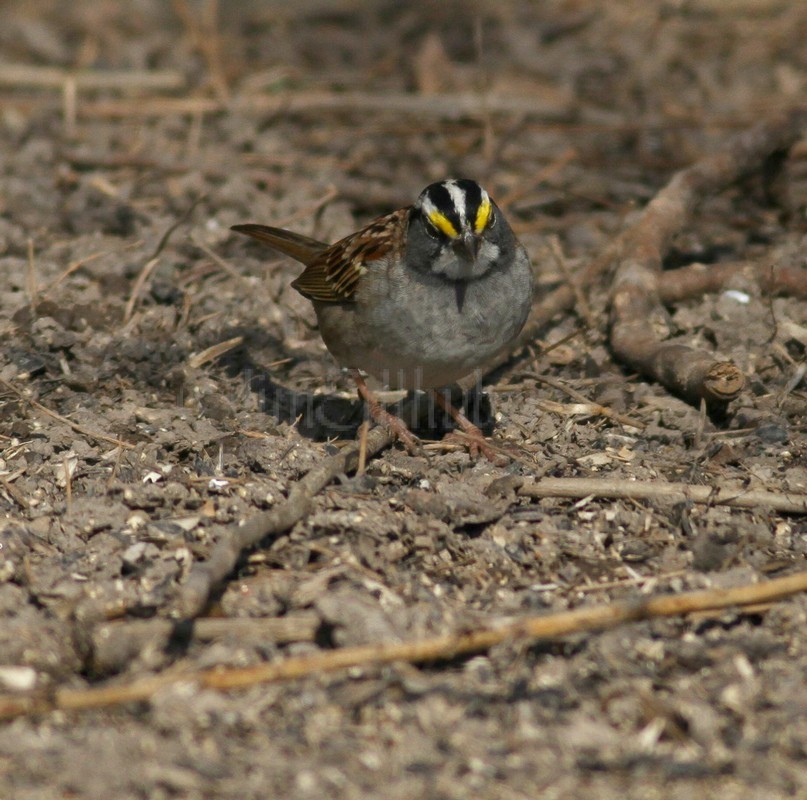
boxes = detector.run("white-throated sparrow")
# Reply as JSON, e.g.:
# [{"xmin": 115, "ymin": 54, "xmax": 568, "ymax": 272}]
[{"xmin": 232, "ymin": 179, "xmax": 533, "ymax": 459}]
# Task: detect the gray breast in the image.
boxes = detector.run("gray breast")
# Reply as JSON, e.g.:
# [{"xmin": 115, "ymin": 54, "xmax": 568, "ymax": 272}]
[{"xmin": 315, "ymin": 245, "xmax": 533, "ymax": 390}]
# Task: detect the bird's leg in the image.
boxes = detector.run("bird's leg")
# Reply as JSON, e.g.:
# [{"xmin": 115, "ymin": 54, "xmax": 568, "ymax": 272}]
[
  {"xmin": 431, "ymin": 389, "xmax": 504, "ymax": 463},
  {"xmin": 350, "ymin": 369, "xmax": 422, "ymax": 455}
]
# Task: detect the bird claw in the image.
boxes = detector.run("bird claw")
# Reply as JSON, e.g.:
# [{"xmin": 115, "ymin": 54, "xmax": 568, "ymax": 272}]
[
  {"xmin": 385, "ymin": 416, "xmax": 423, "ymax": 456},
  {"xmin": 442, "ymin": 430, "xmax": 509, "ymax": 465},
  {"xmin": 368, "ymin": 406, "xmax": 424, "ymax": 456}
]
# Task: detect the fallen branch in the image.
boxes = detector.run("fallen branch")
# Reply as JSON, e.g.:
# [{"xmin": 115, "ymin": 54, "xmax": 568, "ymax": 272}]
[
  {"xmin": 517, "ymin": 476, "xmax": 807, "ymax": 514},
  {"xmin": 3, "ymin": 569, "xmax": 806, "ymax": 720},
  {"xmin": 609, "ymin": 108, "xmax": 807, "ymax": 405},
  {"xmin": 465, "ymin": 111, "xmax": 806, "ymax": 399}
]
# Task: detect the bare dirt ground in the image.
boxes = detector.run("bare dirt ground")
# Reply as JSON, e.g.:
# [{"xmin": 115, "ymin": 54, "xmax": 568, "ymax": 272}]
[{"xmin": 2, "ymin": 2, "xmax": 807, "ymax": 798}]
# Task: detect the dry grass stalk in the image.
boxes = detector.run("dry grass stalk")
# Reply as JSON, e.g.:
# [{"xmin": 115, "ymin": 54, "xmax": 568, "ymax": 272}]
[
  {"xmin": 124, "ymin": 198, "xmax": 202, "ymax": 323},
  {"xmin": 2, "ymin": 569, "xmax": 806, "ymax": 721},
  {"xmin": 0, "ymin": 378, "xmax": 134, "ymax": 450},
  {"xmin": 188, "ymin": 336, "xmax": 245, "ymax": 369},
  {"xmin": 0, "ymin": 64, "xmax": 185, "ymax": 91}
]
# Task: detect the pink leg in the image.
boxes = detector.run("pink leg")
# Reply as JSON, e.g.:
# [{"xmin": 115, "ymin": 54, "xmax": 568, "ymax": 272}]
[{"xmin": 351, "ymin": 370, "xmax": 421, "ymax": 455}]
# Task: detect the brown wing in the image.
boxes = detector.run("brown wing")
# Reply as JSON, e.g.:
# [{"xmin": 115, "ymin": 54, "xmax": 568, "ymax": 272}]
[
  {"xmin": 230, "ymin": 224, "xmax": 328, "ymax": 267},
  {"xmin": 291, "ymin": 208, "xmax": 410, "ymax": 303}
]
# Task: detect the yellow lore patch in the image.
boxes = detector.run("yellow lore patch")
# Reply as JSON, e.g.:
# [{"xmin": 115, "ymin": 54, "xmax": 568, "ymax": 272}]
[
  {"xmin": 474, "ymin": 197, "xmax": 492, "ymax": 233},
  {"xmin": 427, "ymin": 210, "xmax": 458, "ymax": 238}
]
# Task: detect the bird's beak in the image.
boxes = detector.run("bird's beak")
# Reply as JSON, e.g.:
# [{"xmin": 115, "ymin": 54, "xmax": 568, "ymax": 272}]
[{"xmin": 453, "ymin": 230, "xmax": 481, "ymax": 265}]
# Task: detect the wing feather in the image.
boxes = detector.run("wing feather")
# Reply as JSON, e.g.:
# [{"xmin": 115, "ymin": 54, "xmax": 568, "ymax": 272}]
[
  {"xmin": 292, "ymin": 208, "xmax": 409, "ymax": 303},
  {"xmin": 230, "ymin": 224, "xmax": 328, "ymax": 267},
  {"xmin": 232, "ymin": 208, "xmax": 409, "ymax": 303}
]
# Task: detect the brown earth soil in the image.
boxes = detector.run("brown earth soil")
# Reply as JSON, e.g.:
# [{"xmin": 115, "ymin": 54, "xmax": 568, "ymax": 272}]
[{"xmin": 1, "ymin": 2, "xmax": 807, "ymax": 798}]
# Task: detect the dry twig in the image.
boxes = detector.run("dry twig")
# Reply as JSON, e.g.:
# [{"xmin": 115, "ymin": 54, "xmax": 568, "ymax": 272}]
[
  {"xmin": 517, "ymin": 476, "xmax": 807, "ymax": 514},
  {"xmin": 520, "ymin": 372, "xmax": 644, "ymax": 429},
  {"xmin": 26, "ymin": 239, "xmax": 38, "ymax": 315},
  {"xmin": 356, "ymin": 420, "xmax": 370, "ymax": 475},
  {"xmin": 174, "ymin": 424, "xmax": 396, "ymax": 618},
  {"xmin": 3, "ymin": 569, "xmax": 806, "ymax": 720},
  {"xmin": 0, "ymin": 62, "xmax": 185, "ymax": 136},
  {"xmin": 124, "ymin": 198, "xmax": 202, "ymax": 323},
  {"xmin": 43, "ymin": 249, "xmax": 121, "ymax": 295}
]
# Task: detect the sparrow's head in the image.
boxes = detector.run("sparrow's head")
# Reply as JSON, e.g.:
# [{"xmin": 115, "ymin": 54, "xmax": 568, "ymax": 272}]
[{"xmin": 410, "ymin": 179, "xmax": 507, "ymax": 282}]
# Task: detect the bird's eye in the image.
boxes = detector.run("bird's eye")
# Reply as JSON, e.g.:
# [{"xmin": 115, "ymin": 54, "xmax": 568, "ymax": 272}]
[{"xmin": 423, "ymin": 217, "xmax": 441, "ymax": 239}]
